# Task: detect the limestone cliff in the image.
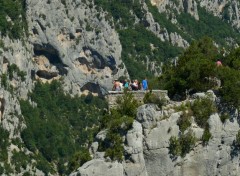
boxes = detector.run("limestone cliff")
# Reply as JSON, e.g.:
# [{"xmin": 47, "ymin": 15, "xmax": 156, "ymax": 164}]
[
  {"xmin": 26, "ymin": 0, "xmax": 128, "ymax": 94},
  {"xmin": 71, "ymin": 91, "xmax": 240, "ymax": 176},
  {"xmin": 1, "ymin": 0, "xmax": 240, "ymax": 175}
]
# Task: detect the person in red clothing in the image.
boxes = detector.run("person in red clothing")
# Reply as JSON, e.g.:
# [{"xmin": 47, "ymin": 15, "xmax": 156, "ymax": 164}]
[{"xmin": 216, "ymin": 59, "xmax": 222, "ymax": 67}]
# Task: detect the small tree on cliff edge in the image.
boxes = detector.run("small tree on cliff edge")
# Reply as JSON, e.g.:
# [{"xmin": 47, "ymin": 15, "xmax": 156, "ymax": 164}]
[{"xmin": 161, "ymin": 36, "xmax": 219, "ymax": 98}]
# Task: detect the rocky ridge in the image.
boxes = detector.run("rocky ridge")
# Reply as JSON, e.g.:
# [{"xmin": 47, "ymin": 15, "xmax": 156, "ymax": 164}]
[
  {"xmin": 71, "ymin": 91, "xmax": 240, "ymax": 176},
  {"xmin": 0, "ymin": 0, "xmax": 240, "ymax": 175}
]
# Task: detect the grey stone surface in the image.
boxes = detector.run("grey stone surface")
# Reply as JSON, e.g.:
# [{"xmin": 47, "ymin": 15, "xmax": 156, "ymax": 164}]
[
  {"xmin": 75, "ymin": 93, "xmax": 240, "ymax": 176},
  {"xmin": 26, "ymin": 0, "xmax": 128, "ymax": 94},
  {"xmin": 70, "ymin": 159, "xmax": 124, "ymax": 176}
]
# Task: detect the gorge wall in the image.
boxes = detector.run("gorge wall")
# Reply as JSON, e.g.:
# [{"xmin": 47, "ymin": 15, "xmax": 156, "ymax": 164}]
[
  {"xmin": 72, "ymin": 91, "xmax": 240, "ymax": 176},
  {"xmin": 1, "ymin": 0, "xmax": 240, "ymax": 175}
]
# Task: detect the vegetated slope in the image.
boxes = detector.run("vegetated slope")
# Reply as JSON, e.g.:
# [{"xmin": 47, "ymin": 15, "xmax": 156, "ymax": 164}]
[
  {"xmin": 0, "ymin": 0, "xmax": 27, "ymax": 39},
  {"xmin": 19, "ymin": 81, "xmax": 107, "ymax": 175},
  {"xmin": 71, "ymin": 37, "xmax": 240, "ymax": 176},
  {"xmin": 94, "ymin": 0, "xmax": 240, "ymax": 80},
  {"xmin": 1, "ymin": 0, "xmax": 240, "ymax": 175},
  {"xmin": 94, "ymin": 0, "xmax": 183, "ymax": 79}
]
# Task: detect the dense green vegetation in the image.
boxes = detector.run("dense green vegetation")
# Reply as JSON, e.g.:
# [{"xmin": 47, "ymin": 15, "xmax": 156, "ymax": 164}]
[
  {"xmin": 119, "ymin": 25, "xmax": 182, "ymax": 79},
  {"xmin": 169, "ymin": 131, "xmax": 196, "ymax": 158},
  {"xmin": 20, "ymin": 80, "xmax": 107, "ymax": 175},
  {"xmin": 191, "ymin": 97, "xmax": 217, "ymax": 128},
  {"xmin": 94, "ymin": 0, "xmax": 183, "ymax": 80},
  {"xmin": 160, "ymin": 36, "xmax": 240, "ymax": 116},
  {"xmin": 145, "ymin": 0, "xmax": 192, "ymax": 42},
  {"xmin": 176, "ymin": 6, "xmax": 240, "ymax": 48},
  {"xmin": 1, "ymin": 64, "xmax": 26, "ymax": 93},
  {"xmin": 0, "ymin": 0, "xmax": 27, "ymax": 39},
  {"xmin": 94, "ymin": 0, "xmax": 240, "ymax": 81},
  {"xmin": 160, "ymin": 37, "xmax": 219, "ymax": 98},
  {"xmin": 99, "ymin": 91, "xmax": 139, "ymax": 161},
  {"xmin": 177, "ymin": 111, "xmax": 192, "ymax": 133},
  {"xmin": 0, "ymin": 126, "xmax": 11, "ymax": 175},
  {"xmin": 202, "ymin": 124, "xmax": 212, "ymax": 145},
  {"xmin": 170, "ymin": 96, "xmax": 216, "ymax": 156},
  {"xmin": 236, "ymin": 130, "xmax": 240, "ymax": 147},
  {"xmin": 143, "ymin": 91, "xmax": 167, "ymax": 108}
]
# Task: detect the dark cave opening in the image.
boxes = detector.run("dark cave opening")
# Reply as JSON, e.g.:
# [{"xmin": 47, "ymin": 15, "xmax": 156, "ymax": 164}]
[
  {"xmin": 33, "ymin": 43, "xmax": 68, "ymax": 76},
  {"xmin": 81, "ymin": 82, "xmax": 103, "ymax": 97}
]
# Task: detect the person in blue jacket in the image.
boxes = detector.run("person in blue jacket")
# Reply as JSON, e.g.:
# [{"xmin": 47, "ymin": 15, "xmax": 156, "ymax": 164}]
[{"xmin": 142, "ymin": 78, "xmax": 148, "ymax": 90}]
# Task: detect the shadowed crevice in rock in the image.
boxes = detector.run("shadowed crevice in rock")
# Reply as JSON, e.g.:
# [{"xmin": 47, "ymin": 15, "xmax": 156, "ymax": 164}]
[
  {"xmin": 32, "ymin": 27, "xmax": 39, "ymax": 35},
  {"xmin": 36, "ymin": 70, "xmax": 58, "ymax": 80},
  {"xmin": 76, "ymin": 57, "xmax": 91, "ymax": 69},
  {"xmin": 3, "ymin": 57, "xmax": 9, "ymax": 64},
  {"xmin": 82, "ymin": 46, "xmax": 117, "ymax": 73},
  {"xmin": 36, "ymin": 20, "xmax": 46, "ymax": 31},
  {"xmin": 31, "ymin": 70, "xmax": 35, "ymax": 80},
  {"xmin": 33, "ymin": 43, "xmax": 68, "ymax": 75},
  {"xmin": 81, "ymin": 82, "xmax": 103, "ymax": 97},
  {"xmin": 0, "ymin": 98, "xmax": 5, "ymax": 120}
]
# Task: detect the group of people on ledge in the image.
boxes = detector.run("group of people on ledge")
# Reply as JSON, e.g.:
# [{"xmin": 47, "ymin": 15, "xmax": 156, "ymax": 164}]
[{"xmin": 112, "ymin": 78, "xmax": 148, "ymax": 91}]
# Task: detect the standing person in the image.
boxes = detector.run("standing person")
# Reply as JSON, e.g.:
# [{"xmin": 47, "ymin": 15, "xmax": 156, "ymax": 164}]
[
  {"xmin": 142, "ymin": 77, "xmax": 148, "ymax": 90},
  {"xmin": 131, "ymin": 80, "xmax": 138, "ymax": 91},
  {"xmin": 112, "ymin": 80, "xmax": 121, "ymax": 91},
  {"xmin": 124, "ymin": 79, "xmax": 129, "ymax": 89}
]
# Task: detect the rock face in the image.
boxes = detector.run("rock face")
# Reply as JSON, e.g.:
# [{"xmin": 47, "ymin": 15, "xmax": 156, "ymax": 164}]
[
  {"xmin": 26, "ymin": 0, "xmax": 128, "ymax": 94},
  {"xmin": 1, "ymin": 0, "xmax": 240, "ymax": 175},
  {"xmin": 70, "ymin": 159, "xmax": 124, "ymax": 176},
  {"xmin": 72, "ymin": 92, "xmax": 240, "ymax": 176}
]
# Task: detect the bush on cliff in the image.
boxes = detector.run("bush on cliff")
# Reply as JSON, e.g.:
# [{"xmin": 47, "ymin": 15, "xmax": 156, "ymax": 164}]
[
  {"xmin": 161, "ymin": 37, "xmax": 218, "ymax": 98},
  {"xmin": 169, "ymin": 130, "xmax": 196, "ymax": 158},
  {"xmin": 100, "ymin": 91, "xmax": 139, "ymax": 161},
  {"xmin": 191, "ymin": 97, "xmax": 217, "ymax": 128},
  {"xmin": 20, "ymin": 80, "xmax": 107, "ymax": 175},
  {"xmin": 143, "ymin": 91, "xmax": 167, "ymax": 108},
  {"xmin": 236, "ymin": 130, "xmax": 240, "ymax": 147},
  {"xmin": 0, "ymin": 0, "xmax": 27, "ymax": 39}
]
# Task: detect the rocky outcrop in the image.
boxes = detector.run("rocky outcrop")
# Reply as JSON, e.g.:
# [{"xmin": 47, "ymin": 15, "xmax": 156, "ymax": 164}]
[
  {"xmin": 70, "ymin": 159, "xmax": 124, "ymax": 176},
  {"xmin": 151, "ymin": 0, "xmax": 199, "ymax": 20},
  {"xmin": 72, "ymin": 92, "xmax": 240, "ymax": 176},
  {"xmin": 26, "ymin": 0, "xmax": 128, "ymax": 94},
  {"xmin": 199, "ymin": 0, "xmax": 240, "ymax": 28}
]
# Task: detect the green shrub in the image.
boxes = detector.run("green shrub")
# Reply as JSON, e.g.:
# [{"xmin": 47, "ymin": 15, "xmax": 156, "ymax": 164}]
[
  {"xmin": 218, "ymin": 67, "xmax": 240, "ymax": 109},
  {"xmin": 192, "ymin": 97, "xmax": 217, "ymax": 128},
  {"xmin": 100, "ymin": 91, "xmax": 139, "ymax": 161},
  {"xmin": 143, "ymin": 91, "xmax": 166, "ymax": 108},
  {"xmin": 0, "ymin": 126, "xmax": 9, "ymax": 162},
  {"xmin": 220, "ymin": 113, "xmax": 230, "ymax": 123},
  {"xmin": 1, "ymin": 74, "xmax": 7, "ymax": 89},
  {"xmin": 104, "ymin": 133, "xmax": 124, "ymax": 161},
  {"xmin": 177, "ymin": 111, "xmax": 192, "ymax": 133},
  {"xmin": 202, "ymin": 124, "xmax": 212, "ymax": 145},
  {"xmin": 8, "ymin": 64, "xmax": 26, "ymax": 81},
  {"xmin": 180, "ymin": 131, "xmax": 197, "ymax": 157},
  {"xmin": 161, "ymin": 37, "xmax": 218, "ymax": 98},
  {"xmin": 22, "ymin": 172, "xmax": 31, "ymax": 176},
  {"xmin": 115, "ymin": 91, "xmax": 139, "ymax": 118},
  {"xmin": 174, "ymin": 101, "xmax": 191, "ymax": 112},
  {"xmin": 169, "ymin": 136, "xmax": 181, "ymax": 157},
  {"xmin": 169, "ymin": 131, "xmax": 196, "ymax": 158},
  {"xmin": 0, "ymin": 165, "xmax": 3, "ymax": 175},
  {"xmin": 68, "ymin": 149, "xmax": 91, "ymax": 172},
  {"xmin": 236, "ymin": 130, "xmax": 240, "ymax": 146}
]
